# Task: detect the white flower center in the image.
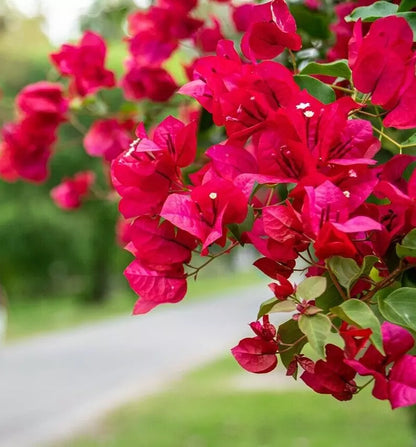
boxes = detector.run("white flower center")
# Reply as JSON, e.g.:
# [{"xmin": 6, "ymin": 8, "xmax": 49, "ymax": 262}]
[
  {"xmin": 296, "ymin": 102, "xmax": 310, "ymax": 110},
  {"xmin": 209, "ymin": 192, "xmax": 217, "ymax": 200},
  {"xmin": 304, "ymin": 110, "xmax": 314, "ymax": 118}
]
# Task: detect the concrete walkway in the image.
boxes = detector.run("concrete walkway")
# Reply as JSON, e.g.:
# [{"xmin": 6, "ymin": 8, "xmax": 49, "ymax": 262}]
[{"xmin": 0, "ymin": 283, "xmax": 287, "ymax": 447}]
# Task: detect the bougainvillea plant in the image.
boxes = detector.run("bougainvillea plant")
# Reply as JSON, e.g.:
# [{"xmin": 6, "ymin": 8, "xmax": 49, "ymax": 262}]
[{"xmin": 1, "ymin": 0, "xmax": 416, "ymax": 409}]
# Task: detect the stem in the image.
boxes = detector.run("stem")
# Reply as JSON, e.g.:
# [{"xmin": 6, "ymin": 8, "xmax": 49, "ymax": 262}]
[
  {"xmin": 331, "ymin": 84, "xmax": 354, "ymax": 95},
  {"xmin": 69, "ymin": 114, "xmax": 87, "ymax": 135},
  {"xmin": 187, "ymin": 241, "xmax": 239, "ymax": 280},
  {"xmin": 278, "ymin": 335, "xmax": 307, "ymax": 353},
  {"xmin": 327, "ymin": 266, "xmax": 349, "ymax": 301},
  {"xmin": 288, "ymin": 50, "xmax": 298, "ymax": 74},
  {"xmin": 357, "ymin": 377, "xmax": 374, "ymax": 392}
]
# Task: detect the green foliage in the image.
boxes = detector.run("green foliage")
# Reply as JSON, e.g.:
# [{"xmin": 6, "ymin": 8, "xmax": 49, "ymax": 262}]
[
  {"xmin": 331, "ymin": 299, "xmax": 384, "ymax": 354},
  {"xmin": 378, "ymin": 287, "xmax": 416, "ymax": 332},
  {"xmin": 296, "ymin": 276, "xmax": 327, "ymax": 301},
  {"xmin": 345, "ymin": 1, "xmax": 399, "ymax": 22},
  {"xmin": 300, "ymin": 60, "xmax": 351, "ymax": 80},
  {"xmin": 396, "ymin": 229, "xmax": 416, "ymax": 258},
  {"xmin": 294, "ymin": 75, "xmax": 336, "ymax": 104},
  {"xmin": 257, "ymin": 297, "xmax": 296, "ymax": 319},
  {"xmin": 278, "ymin": 318, "xmax": 307, "ymax": 368},
  {"xmin": 299, "ymin": 313, "xmax": 332, "ymax": 358}
]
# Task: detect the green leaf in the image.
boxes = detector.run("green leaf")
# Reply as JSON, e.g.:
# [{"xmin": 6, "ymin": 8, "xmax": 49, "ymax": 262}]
[
  {"xmin": 361, "ymin": 256, "xmax": 379, "ymax": 277},
  {"xmin": 331, "ymin": 299, "xmax": 384, "ymax": 354},
  {"xmin": 396, "ymin": 229, "xmax": 416, "ymax": 258},
  {"xmin": 298, "ymin": 313, "xmax": 332, "ymax": 358},
  {"xmin": 397, "ymin": 12, "xmax": 416, "ymax": 40},
  {"xmin": 290, "ymin": 4, "xmax": 331, "ymax": 39},
  {"xmin": 400, "ymin": 132, "xmax": 416, "ymax": 147},
  {"xmin": 399, "ymin": 0, "xmax": 416, "ymax": 12},
  {"xmin": 316, "ymin": 274, "xmax": 344, "ymax": 311},
  {"xmin": 277, "ymin": 319, "xmax": 307, "ymax": 369},
  {"xmin": 378, "ymin": 287, "xmax": 416, "ymax": 332},
  {"xmin": 345, "ymin": 1, "xmax": 398, "ymax": 22},
  {"xmin": 294, "ymin": 75, "xmax": 336, "ymax": 104},
  {"xmin": 300, "ymin": 60, "xmax": 351, "ymax": 80},
  {"xmin": 257, "ymin": 297, "xmax": 296, "ymax": 319},
  {"xmin": 296, "ymin": 276, "xmax": 327, "ymax": 301},
  {"xmin": 327, "ymin": 256, "xmax": 361, "ymax": 291}
]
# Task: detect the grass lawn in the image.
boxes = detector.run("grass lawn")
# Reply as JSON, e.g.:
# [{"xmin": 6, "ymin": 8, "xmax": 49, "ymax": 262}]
[
  {"xmin": 62, "ymin": 356, "xmax": 415, "ymax": 447},
  {"xmin": 6, "ymin": 269, "xmax": 263, "ymax": 341}
]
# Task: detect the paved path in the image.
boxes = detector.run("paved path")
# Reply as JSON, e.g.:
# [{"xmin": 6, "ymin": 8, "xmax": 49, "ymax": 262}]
[{"xmin": 0, "ymin": 283, "xmax": 285, "ymax": 447}]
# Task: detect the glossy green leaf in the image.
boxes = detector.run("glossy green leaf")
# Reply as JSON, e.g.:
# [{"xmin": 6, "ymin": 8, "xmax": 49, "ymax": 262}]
[
  {"xmin": 294, "ymin": 75, "xmax": 336, "ymax": 104},
  {"xmin": 399, "ymin": 0, "xmax": 416, "ymax": 12},
  {"xmin": 345, "ymin": 1, "xmax": 398, "ymax": 22},
  {"xmin": 257, "ymin": 297, "xmax": 296, "ymax": 319},
  {"xmin": 296, "ymin": 276, "xmax": 327, "ymax": 301},
  {"xmin": 290, "ymin": 4, "xmax": 331, "ymax": 39},
  {"xmin": 298, "ymin": 313, "xmax": 332, "ymax": 358},
  {"xmin": 300, "ymin": 60, "xmax": 351, "ymax": 80},
  {"xmin": 331, "ymin": 299, "xmax": 384, "ymax": 354},
  {"xmin": 316, "ymin": 275, "xmax": 344, "ymax": 311},
  {"xmin": 277, "ymin": 319, "xmax": 307, "ymax": 370},
  {"xmin": 361, "ymin": 256, "xmax": 379, "ymax": 277},
  {"xmin": 400, "ymin": 133, "xmax": 416, "ymax": 147},
  {"xmin": 396, "ymin": 229, "xmax": 416, "ymax": 258},
  {"xmin": 327, "ymin": 256, "xmax": 361, "ymax": 291},
  {"xmin": 378, "ymin": 287, "xmax": 416, "ymax": 332}
]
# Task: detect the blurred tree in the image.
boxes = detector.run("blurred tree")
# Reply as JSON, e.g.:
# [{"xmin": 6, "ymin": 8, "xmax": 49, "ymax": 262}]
[{"xmin": 80, "ymin": 0, "xmax": 137, "ymax": 41}]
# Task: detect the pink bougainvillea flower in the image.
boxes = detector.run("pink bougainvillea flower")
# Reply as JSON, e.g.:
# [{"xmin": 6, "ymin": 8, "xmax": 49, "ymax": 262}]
[
  {"xmin": 232, "ymin": 3, "xmax": 254, "ymax": 32},
  {"xmin": 339, "ymin": 323, "xmax": 372, "ymax": 359},
  {"xmin": 232, "ymin": 315, "xmax": 279, "ymax": 374},
  {"xmin": 111, "ymin": 147, "xmax": 177, "ymax": 219},
  {"xmin": 253, "ymin": 257, "xmax": 296, "ymax": 280},
  {"xmin": 161, "ymin": 177, "xmax": 248, "ymax": 254},
  {"xmin": 125, "ymin": 259, "xmax": 188, "ymax": 314},
  {"xmin": 249, "ymin": 315, "xmax": 277, "ymax": 341},
  {"xmin": 268, "ymin": 273, "xmax": 294, "ymax": 300},
  {"xmin": 301, "ymin": 344, "xmax": 357, "ymax": 401},
  {"xmin": 231, "ymin": 337, "xmax": 279, "ymax": 373},
  {"xmin": 349, "ymin": 17, "xmax": 415, "ymax": 112},
  {"xmin": 50, "ymin": 171, "xmax": 95, "ymax": 210},
  {"xmin": 327, "ymin": 0, "xmax": 372, "ymax": 61},
  {"xmin": 128, "ymin": 216, "xmax": 197, "ymax": 265},
  {"xmin": 193, "ymin": 17, "xmax": 224, "ymax": 53},
  {"xmin": 50, "ymin": 31, "xmax": 115, "ymax": 97},
  {"xmin": 345, "ymin": 322, "xmax": 416, "ymax": 407},
  {"xmin": 375, "ymin": 155, "xmax": 416, "ymax": 228},
  {"xmin": 0, "ymin": 120, "xmax": 55, "ymax": 183},
  {"xmin": 121, "ymin": 62, "xmax": 178, "ymax": 102},
  {"xmin": 389, "ymin": 355, "xmax": 416, "ymax": 409},
  {"xmin": 314, "ymin": 221, "xmax": 357, "ymax": 260},
  {"xmin": 135, "ymin": 115, "xmax": 197, "ymax": 168},
  {"xmin": 241, "ymin": 0, "xmax": 302, "ymax": 61},
  {"xmin": 302, "ymin": 180, "xmax": 382, "ymax": 237},
  {"xmin": 16, "ymin": 81, "xmax": 68, "ymax": 122},
  {"xmin": 84, "ymin": 119, "xmax": 132, "ymax": 162}
]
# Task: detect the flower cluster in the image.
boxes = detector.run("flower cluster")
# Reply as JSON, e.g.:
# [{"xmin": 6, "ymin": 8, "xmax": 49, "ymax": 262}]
[
  {"xmin": 1, "ymin": 0, "xmax": 416, "ymax": 409},
  {"xmin": 0, "ymin": 82, "xmax": 68, "ymax": 182}
]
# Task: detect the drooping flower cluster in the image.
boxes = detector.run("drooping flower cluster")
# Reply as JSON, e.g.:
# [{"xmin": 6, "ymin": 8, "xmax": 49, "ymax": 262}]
[
  {"xmin": 0, "ymin": 82, "xmax": 68, "ymax": 182},
  {"xmin": 1, "ymin": 0, "xmax": 416, "ymax": 410}
]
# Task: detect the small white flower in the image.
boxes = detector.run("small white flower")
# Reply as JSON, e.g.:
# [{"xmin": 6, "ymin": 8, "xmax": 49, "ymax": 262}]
[
  {"xmin": 304, "ymin": 110, "xmax": 315, "ymax": 118},
  {"xmin": 296, "ymin": 102, "xmax": 310, "ymax": 110},
  {"xmin": 343, "ymin": 190, "xmax": 351, "ymax": 198},
  {"xmin": 209, "ymin": 192, "xmax": 217, "ymax": 200}
]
